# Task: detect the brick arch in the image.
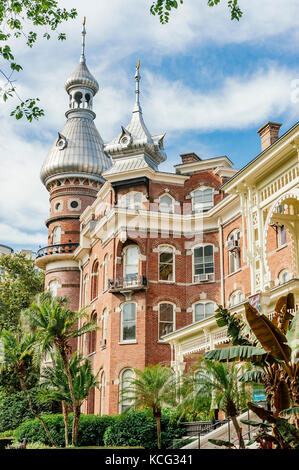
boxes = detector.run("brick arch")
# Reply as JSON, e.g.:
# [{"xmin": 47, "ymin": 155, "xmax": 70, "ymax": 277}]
[
  {"xmin": 115, "ymin": 238, "xmax": 146, "ymax": 257},
  {"xmin": 151, "ymin": 295, "xmax": 183, "ymax": 311},
  {"xmin": 150, "ymin": 238, "xmax": 183, "ymax": 251}
]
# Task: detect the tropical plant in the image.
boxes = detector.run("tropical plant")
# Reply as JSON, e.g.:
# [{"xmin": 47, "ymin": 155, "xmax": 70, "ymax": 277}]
[
  {"xmin": 23, "ymin": 293, "xmax": 99, "ymax": 446},
  {"xmin": 0, "ymin": 330, "xmax": 55, "ymax": 446},
  {"xmin": 204, "ymin": 293, "xmax": 299, "ymax": 447},
  {"xmin": 39, "ymin": 350, "xmax": 100, "ymax": 447},
  {"xmin": 121, "ymin": 364, "xmax": 177, "ymax": 448},
  {"xmin": 184, "ymin": 360, "xmax": 248, "ymax": 448}
]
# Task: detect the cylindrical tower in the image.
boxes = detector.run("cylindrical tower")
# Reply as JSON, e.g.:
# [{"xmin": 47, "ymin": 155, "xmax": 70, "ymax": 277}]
[{"xmin": 36, "ymin": 22, "xmax": 111, "ymax": 313}]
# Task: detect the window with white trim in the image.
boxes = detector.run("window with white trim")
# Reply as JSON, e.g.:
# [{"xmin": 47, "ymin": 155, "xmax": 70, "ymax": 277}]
[
  {"xmin": 119, "ymin": 368, "xmax": 135, "ymax": 413},
  {"xmin": 103, "ymin": 254, "xmax": 109, "ymax": 291},
  {"xmin": 100, "ymin": 372, "xmax": 105, "ymax": 416},
  {"xmin": 159, "ymin": 194, "xmax": 174, "ymax": 213},
  {"xmin": 277, "ymin": 225, "xmax": 287, "ymax": 247},
  {"xmin": 121, "ymin": 303, "xmax": 136, "ymax": 342},
  {"xmin": 193, "ymin": 245, "xmax": 214, "ymax": 282},
  {"xmin": 48, "ymin": 280, "xmax": 58, "ymax": 297},
  {"xmin": 192, "ymin": 187, "xmax": 214, "ymax": 212},
  {"xmin": 229, "ymin": 290, "xmax": 244, "ymax": 307},
  {"xmin": 83, "ymin": 274, "xmax": 88, "ymax": 306},
  {"xmin": 159, "ymin": 245, "xmax": 175, "ymax": 282},
  {"xmin": 52, "ymin": 226, "xmax": 61, "ymax": 245},
  {"xmin": 91, "ymin": 260, "xmax": 99, "ymax": 300},
  {"xmin": 119, "ymin": 191, "xmax": 143, "ymax": 210},
  {"xmin": 228, "ymin": 230, "xmax": 241, "ymax": 274},
  {"xmin": 159, "ymin": 303, "xmax": 175, "ymax": 338},
  {"xmin": 124, "ymin": 245, "xmax": 139, "ymax": 281},
  {"xmin": 278, "ymin": 269, "xmax": 290, "ymax": 285},
  {"xmin": 102, "ymin": 309, "xmax": 108, "ymax": 341},
  {"xmin": 194, "ymin": 302, "xmax": 215, "ymax": 322}
]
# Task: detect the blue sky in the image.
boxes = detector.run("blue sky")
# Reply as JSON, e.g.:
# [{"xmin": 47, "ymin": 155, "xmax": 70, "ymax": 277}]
[{"xmin": 0, "ymin": 0, "xmax": 298, "ymax": 251}]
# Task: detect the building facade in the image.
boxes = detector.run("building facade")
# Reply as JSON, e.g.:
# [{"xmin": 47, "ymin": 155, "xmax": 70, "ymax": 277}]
[{"xmin": 36, "ymin": 27, "xmax": 299, "ymax": 416}]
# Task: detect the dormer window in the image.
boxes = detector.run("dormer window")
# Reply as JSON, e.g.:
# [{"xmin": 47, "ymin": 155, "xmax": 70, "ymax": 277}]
[
  {"xmin": 192, "ymin": 187, "xmax": 214, "ymax": 212},
  {"xmin": 159, "ymin": 194, "xmax": 174, "ymax": 213},
  {"xmin": 119, "ymin": 191, "xmax": 143, "ymax": 210}
]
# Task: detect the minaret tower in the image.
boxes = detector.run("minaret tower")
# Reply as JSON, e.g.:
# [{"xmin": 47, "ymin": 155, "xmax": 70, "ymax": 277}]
[{"xmin": 37, "ymin": 19, "xmax": 111, "ymax": 311}]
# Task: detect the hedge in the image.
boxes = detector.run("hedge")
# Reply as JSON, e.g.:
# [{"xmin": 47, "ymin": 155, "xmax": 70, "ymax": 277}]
[
  {"xmin": 104, "ymin": 410, "xmax": 184, "ymax": 449},
  {"xmin": 0, "ymin": 387, "xmax": 60, "ymax": 432},
  {"xmin": 14, "ymin": 414, "xmax": 117, "ymax": 447}
]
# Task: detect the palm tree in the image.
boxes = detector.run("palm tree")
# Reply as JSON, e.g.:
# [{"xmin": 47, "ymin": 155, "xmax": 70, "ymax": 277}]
[
  {"xmin": 190, "ymin": 360, "xmax": 246, "ymax": 449},
  {"xmin": 121, "ymin": 363, "xmax": 177, "ymax": 449},
  {"xmin": 24, "ymin": 294, "xmax": 98, "ymax": 446},
  {"xmin": 0, "ymin": 330, "xmax": 56, "ymax": 447},
  {"xmin": 39, "ymin": 351, "xmax": 100, "ymax": 447}
]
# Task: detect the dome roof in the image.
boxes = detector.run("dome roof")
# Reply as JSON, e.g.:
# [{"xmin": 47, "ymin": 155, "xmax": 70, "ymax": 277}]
[
  {"xmin": 64, "ymin": 61, "xmax": 99, "ymax": 95},
  {"xmin": 40, "ymin": 111, "xmax": 111, "ymax": 184}
]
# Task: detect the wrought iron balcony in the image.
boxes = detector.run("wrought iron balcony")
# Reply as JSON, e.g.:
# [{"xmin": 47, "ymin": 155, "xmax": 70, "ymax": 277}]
[
  {"xmin": 108, "ymin": 275, "xmax": 147, "ymax": 292},
  {"xmin": 36, "ymin": 242, "xmax": 79, "ymax": 259}
]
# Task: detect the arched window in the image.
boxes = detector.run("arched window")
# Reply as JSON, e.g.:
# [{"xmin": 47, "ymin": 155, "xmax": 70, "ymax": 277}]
[
  {"xmin": 119, "ymin": 191, "xmax": 143, "ymax": 210},
  {"xmin": 229, "ymin": 290, "xmax": 244, "ymax": 307},
  {"xmin": 159, "ymin": 303, "xmax": 175, "ymax": 339},
  {"xmin": 193, "ymin": 245, "xmax": 214, "ymax": 282},
  {"xmin": 88, "ymin": 312, "xmax": 97, "ymax": 354},
  {"xmin": 159, "ymin": 194, "xmax": 174, "ymax": 213},
  {"xmin": 193, "ymin": 302, "xmax": 215, "ymax": 322},
  {"xmin": 278, "ymin": 269, "xmax": 290, "ymax": 285},
  {"xmin": 83, "ymin": 274, "xmax": 89, "ymax": 306},
  {"xmin": 100, "ymin": 372, "xmax": 105, "ymax": 416},
  {"xmin": 91, "ymin": 261, "xmax": 99, "ymax": 300},
  {"xmin": 52, "ymin": 226, "xmax": 61, "ymax": 245},
  {"xmin": 119, "ymin": 368, "xmax": 135, "ymax": 414},
  {"xmin": 228, "ymin": 230, "xmax": 241, "ymax": 274},
  {"xmin": 121, "ymin": 303, "xmax": 137, "ymax": 342},
  {"xmin": 277, "ymin": 225, "xmax": 287, "ymax": 247},
  {"xmin": 124, "ymin": 245, "xmax": 139, "ymax": 282},
  {"xmin": 103, "ymin": 254, "xmax": 109, "ymax": 291},
  {"xmin": 158, "ymin": 245, "xmax": 175, "ymax": 282},
  {"xmin": 192, "ymin": 187, "xmax": 214, "ymax": 212},
  {"xmin": 102, "ymin": 309, "xmax": 108, "ymax": 342},
  {"xmin": 48, "ymin": 280, "xmax": 58, "ymax": 297}
]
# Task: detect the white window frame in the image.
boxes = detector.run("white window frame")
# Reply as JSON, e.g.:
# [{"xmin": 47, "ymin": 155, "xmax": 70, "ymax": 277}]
[
  {"xmin": 119, "ymin": 191, "xmax": 144, "ymax": 210},
  {"xmin": 228, "ymin": 230, "xmax": 241, "ymax": 274},
  {"xmin": 48, "ymin": 279, "xmax": 59, "ymax": 297},
  {"xmin": 277, "ymin": 225, "xmax": 287, "ymax": 247},
  {"xmin": 123, "ymin": 245, "xmax": 139, "ymax": 281},
  {"xmin": 193, "ymin": 301, "xmax": 216, "ymax": 323},
  {"xmin": 119, "ymin": 368, "xmax": 135, "ymax": 414},
  {"xmin": 192, "ymin": 244, "xmax": 215, "ymax": 283},
  {"xmin": 229, "ymin": 290, "xmax": 245, "ymax": 307},
  {"xmin": 158, "ymin": 245, "xmax": 175, "ymax": 283},
  {"xmin": 52, "ymin": 226, "xmax": 61, "ymax": 245},
  {"xmin": 120, "ymin": 302, "xmax": 137, "ymax": 343},
  {"xmin": 158, "ymin": 302, "xmax": 176, "ymax": 340},
  {"xmin": 278, "ymin": 269, "xmax": 290, "ymax": 285},
  {"xmin": 103, "ymin": 254, "xmax": 109, "ymax": 291},
  {"xmin": 159, "ymin": 193, "xmax": 174, "ymax": 213},
  {"xmin": 191, "ymin": 186, "xmax": 214, "ymax": 212},
  {"xmin": 102, "ymin": 309, "xmax": 108, "ymax": 341},
  {"xmin": 83, "ymin": 274, "xmax": 89, "ymax": 307}
]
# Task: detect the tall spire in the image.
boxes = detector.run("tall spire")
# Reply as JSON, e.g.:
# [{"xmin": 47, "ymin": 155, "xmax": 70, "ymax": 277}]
[
  {"xmin": 134, "ymin": 59, "xmax": 141, "ymax": 113},
  {"xmin": 80, "ymin": 17, "xmax": 86, "ymax": 64}
]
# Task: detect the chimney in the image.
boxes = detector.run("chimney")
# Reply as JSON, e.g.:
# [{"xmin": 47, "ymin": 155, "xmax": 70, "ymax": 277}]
[
  {"xmin": 257, "ymin": 122, "xmax": 282, "ymax": 152},
  {"xmin": 180, "ymin": 152, "xmax": 201, "ymax": 164}
]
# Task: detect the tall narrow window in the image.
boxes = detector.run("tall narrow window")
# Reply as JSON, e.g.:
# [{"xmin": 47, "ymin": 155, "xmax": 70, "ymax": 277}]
[
  {"xmin": 159, "ymin": 246, "xmax": 174, "ymax": 282},
  {"xmin": 121, "ymin": 303, "xmax": 136, "ymax": 342},
  {"xmin": 193, "ymin": 188, "xmax": 213, "ymax": 212},
  {"xmin": 159, "ymin": 303, "xmax": 175, "ymax": 338},
  {"xmin": 119, "ymin": 369, "xmax": 135, "ymax": 413},
  {"xmin": 91, "ymin": 261, "xmax": 99, "ymax": 300},
  {"xmin": 48, "ymin": 280, "xmax": 58, "ymax": 297},
  {"xmin": 83, "ymin": 274, "xmax": 89, "ymax": 306},
  {"xmin": 87, "ymin": 387, "xmax": 95, "ymax": 415},
  {"xmin": 193, "ymin": 245, "xmax": 214, "ymax": 281},
  {"xmin": 124, "ymin": 246, "xmax": 139, "ymax": 282},
  {"xmin": 100, "ymin": 372, "xmax": 105, "ymax": 416},
  {"xmin": 228, "ymin": 230, "xmax": 241, "ymax": 274},
  {"xmin": 194, "ymin": 302, "xmax": 215, "ymax": 322},
  {"xmin": 52, "ymin": 226, "xmax": 61, "ymax": 245},
  {"xmin": 277, "ymin": 225, "xmax": 287, "ymax": 247},
  {"xmin": 102, "ymin": 309, "xmax": 108, "ymax": 342},
  {"xmin": 88, "ymin": 312, "xmax": 97, "ymax": 354},
  {"xmin": 103, "ymin": 254, "xmax": 108, "ymax": 291},
  {"xmin": 159, "ymin": 194, "xmax": 173, "ymax": 213}
]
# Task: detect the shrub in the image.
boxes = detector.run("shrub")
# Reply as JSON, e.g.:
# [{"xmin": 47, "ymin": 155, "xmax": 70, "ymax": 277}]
[
  {"xmin": 104, "ymin": 410, "xmax": 184, "ymax": 449},
  {"xmin": 0, "ymin": 387, "xmax": 60, "ymax": 431},
  {"xmin": 15, "ymin": 414, "xmax": 117, "ymax": 447}
]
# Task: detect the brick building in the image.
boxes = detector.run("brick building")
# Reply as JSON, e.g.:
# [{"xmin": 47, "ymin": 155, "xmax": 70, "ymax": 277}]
[{"xmin": 36, "ymin": 27, "xmax": 299, "ymax": 416}]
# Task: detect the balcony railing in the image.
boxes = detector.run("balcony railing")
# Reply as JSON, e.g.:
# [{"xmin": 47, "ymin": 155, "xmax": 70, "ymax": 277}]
[
  {"xmin": 108, "ymin": 275, "xmax": 147, "ymax": 292},
  {"xmin": 36, "ymin": 243, "xmax": 79, "ymax": 259}
]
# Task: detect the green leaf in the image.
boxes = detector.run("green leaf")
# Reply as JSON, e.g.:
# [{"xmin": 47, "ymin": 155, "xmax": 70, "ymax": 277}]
[
  {"xmin": 208, "ymin": 438, "xmax": 235, "ymax": 448},
  {"xmin": 204, "ymin": 345, "xmax": 266, "ymax": 362}
]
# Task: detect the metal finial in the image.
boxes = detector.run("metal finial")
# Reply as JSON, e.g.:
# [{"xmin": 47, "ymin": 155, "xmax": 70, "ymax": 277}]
[
  {"xmin": 80, "ymin": 17, "xmax": 86, "ymax": 64},
  {"xmin": 134, "ymin": 60, "xmax": 141, "ymax": 111}
]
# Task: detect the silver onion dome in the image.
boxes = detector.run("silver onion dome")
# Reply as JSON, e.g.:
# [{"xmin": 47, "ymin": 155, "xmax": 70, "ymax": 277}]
[{"xmin": 40, "ymin": 20, "xmax": 111, "ymax": 185}]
